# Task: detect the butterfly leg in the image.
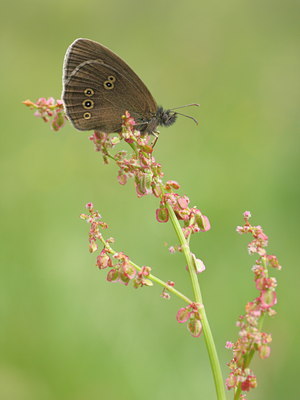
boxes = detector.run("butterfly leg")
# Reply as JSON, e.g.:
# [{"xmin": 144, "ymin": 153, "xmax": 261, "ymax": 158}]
[{"xmin": 151, "ymin": 131, "xmax": 160, "ymax": 148}]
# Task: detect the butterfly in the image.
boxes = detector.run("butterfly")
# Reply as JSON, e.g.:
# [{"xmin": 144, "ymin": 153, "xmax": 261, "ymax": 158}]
[{"xmin": 62, "ymin": 38, "xmax": 198, "ymax": 136}]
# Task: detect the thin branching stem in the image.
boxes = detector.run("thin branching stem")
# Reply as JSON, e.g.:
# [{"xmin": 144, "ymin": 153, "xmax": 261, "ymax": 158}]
[{"xmin": 166, "ymin": 202, "xmax": 227, "ymax": 400}]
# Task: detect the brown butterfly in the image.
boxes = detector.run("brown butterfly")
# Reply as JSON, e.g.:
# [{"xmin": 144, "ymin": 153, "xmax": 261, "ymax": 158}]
[{"xmin": 62, "ymin": 38, "xmax": 198, "ymax": 135}]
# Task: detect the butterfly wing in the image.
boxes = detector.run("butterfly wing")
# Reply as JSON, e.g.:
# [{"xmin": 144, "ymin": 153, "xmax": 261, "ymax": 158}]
[{"xmin": 62, "ymin": 38, "xmax": 158, "ymax": 132}]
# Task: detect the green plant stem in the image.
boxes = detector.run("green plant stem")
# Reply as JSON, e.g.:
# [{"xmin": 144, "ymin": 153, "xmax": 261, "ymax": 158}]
[
  {"xmin": 99, "ymin": 236, "xmax": 193, "ymax": 305},
  {"xmin": 233, "ymin": 384, "xmax": 242, "ymax": 399},
  {"xmin": 128, "ymin": 141, "xmax": 138, "ymax": 156},
  {"xmin": 166, "ymin": 202, "xmax": 227, "ymax": 400},
  {"xmin": 106, "ymin": 153, "xmax": 117, "ymax": 162}
]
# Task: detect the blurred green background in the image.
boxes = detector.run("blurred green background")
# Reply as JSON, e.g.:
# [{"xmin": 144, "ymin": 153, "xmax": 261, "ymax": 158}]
[{"xmin": 1, "ymin": 0, "xmax": 299, "ymax": 399}]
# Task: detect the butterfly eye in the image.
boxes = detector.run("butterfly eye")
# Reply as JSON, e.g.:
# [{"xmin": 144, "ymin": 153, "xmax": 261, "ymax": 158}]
[
  {"xmin": 82, "ymin": 99, "xmax": 94, "ymax": 109},
  {"xmin": 83, "ymin": 112, "xmax": 91, "ymax": 120},
  {"xmin": 84, "ymin": 88, "xmax": 94, "ymax": 96},
  {"xmin": 103, "ymin": 80, "xmax": 114, "ymax": 90},
  {"xmin": 107, "ymin": 75, "xmax": 116, "ymax": 82}
]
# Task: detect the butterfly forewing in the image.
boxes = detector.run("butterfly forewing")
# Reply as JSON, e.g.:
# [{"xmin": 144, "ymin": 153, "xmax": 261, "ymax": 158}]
[{"xmin": 62, "ymin": 38, "xmax": 157, "ymax": 132}]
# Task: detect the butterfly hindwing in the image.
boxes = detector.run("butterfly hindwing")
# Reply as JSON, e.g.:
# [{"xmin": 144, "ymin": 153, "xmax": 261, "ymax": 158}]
[{"xmin": 62, "ymin": 38, "xmax": 157, "ymax": 132}]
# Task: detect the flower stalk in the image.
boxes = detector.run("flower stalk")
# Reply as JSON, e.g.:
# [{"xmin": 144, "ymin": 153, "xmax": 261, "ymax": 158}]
[
  {"xmin": 226, "ymin": 212, "xmax": 281, "ymax": 399},
  {"xmin": 166, "ymin": 201, "xmax": 226, "ymax": 400},
  {"xmin": 24, "ymin": 100, "xmax": 282, "ymax": 400}
]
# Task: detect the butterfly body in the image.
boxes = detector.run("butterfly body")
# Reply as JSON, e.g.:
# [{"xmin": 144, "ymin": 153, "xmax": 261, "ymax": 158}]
[{"xmin": 62, "ymin": 38, "xmax": 177, "ymax": 135}]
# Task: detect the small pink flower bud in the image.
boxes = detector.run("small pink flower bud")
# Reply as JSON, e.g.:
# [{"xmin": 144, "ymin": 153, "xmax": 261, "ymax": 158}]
[
  {"xmin": 135, "ymin": 171, "xmax": 153, "ymax": 197},
  {"xmin": 52, "ymin": 111, "xmax": 65, "ymax": 131},
  {"xmin": 89, "ymin": 241, "xmax": 98, "ymax": 253},
  {"xmin": 236, "ymin": 226, "xmax": 244, "ymax": 234},
  {"xmin": 140, "ymin": 266, "xmax": 151, "ymax": 276},
  {"xmin": 256, "ymin": 277, "xmax": 276, "ymax": 291},
  {"xmin": 167, "ymin": 280, "xmax": 175, "ymax": 287},
  {"xmin": 165, "ymin": 180, "xmax": 180, "ymax": 190},
  {"xmin": 255, "ymin": 277, "xmax": 266, "ymax": 291},
  {"xmin": 259, "ymin": 290, "xmax": 277, "ymax": 309},
  {"xmin": 117, "ymin": 173, "xmax": 127, "ymax": 185},
  {"xmin": 176, "ymin": 307, "xmax": 191, "ymax": 323},
  {"xmin": 258, "ymin": 344, "xmax": 271, "ymax": 359},
  {"xmin": 267, "ymin": 255, "xmax": 282, "ymax": 270},
  {"xmin": 86, "ymin": 202, "xmax": 94, "ymax": 210},
  {"xmin": 96, "ymin": 251, "xmax": 112, "ymax": 269},
  {"xmin": 226, "ymin": 373, "xmax": 237, "ymax": 389},
  {"xmin": 46, "ymin": 97, "xmax": 55, "ymax": 106},
  {"xmin": 177, "ymin": 196, "xmax": 189, "ymax": 209},
  {"xmin": 142, "ymin": 279, "xmax": 153, "ymax": 286},
  {"xmin": 119, "ymin": 272, "xmax": 131, "ymax": 285},
  {"xmin": 200, "ymin": 215, "xmax": 211, "ymax": 232},
  {"xmin": 243, "ymin": 211, "xmax": 251, "ymax": 219},
  {"xmin": 152, "ymin": 185, "xmax": 162, "ymax": 197},
  {"xmin": 106, "ymin": 269, "xmax": 119, "ymax": 282},
  {"xmin": 156, "ymin": 207, "xmax": 169, "ymax": 223},
  {"xmin": 241, "ymin": 374, "xmax": 257, "ymax": 391},
  {"xmin": 225, "ymin": 341, "xmax": 234, "ymax": 349},
  {"xmin": 195, "ymin": 212, "xmax": 211, "ymax": 232},
  {"xmin": 161, "ymin": 291, "xmax": 171, "ymax": 299},
  {"xmin": 122, "ymin": 264, "xmax": 136, "ymax": 280},
  {"xmin": 187, "ymin": 317, "xmax": 203, "ymax": 337},
  {"xmin": 192, "ymin": 254, "xmax": 206, "ymax": 274},
  {"xmin": 23, "ymin": 99, "xmax": 35, "ymax": 107}
]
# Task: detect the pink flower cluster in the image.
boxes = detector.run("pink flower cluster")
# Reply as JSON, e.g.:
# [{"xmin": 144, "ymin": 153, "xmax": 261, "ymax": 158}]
[
  {"xmin": 89, "ymin": 131, "xmax": 115, "ymax": 163},
  {"xmin": 117, "ymin": 145, "xmax": 162, "ymax": 197},
  {"xmin": 23, "ymin": 97, "xmax": 66, "ymax": 131},
  {"xmin": 157, "ymin": 185, "xmax": 211, "ymax": 238},
  {"xmin": 104, "ymin": 252, "xmax": 152, "ymax": 287},
  {"xmin": 80, "ymin": 202, "xmax": 108, "ymax": 253},
  {"xmin": 121, "ymin": 110, "xmax": 137, "ymax": 139},
  {"xmin": 88, "ymin": 112, "xmax": 211, "ymax": 243},
  {"xmin": 89, "ymin": 112, "xmax": 162, "ymax": 196},
  {"xmin": 176, "ymin": 303, "xmax": 203, "ymax": 337},
  {"xmin": 81, "ymin": 203, "xmax": 153, "ymax": 288},
  {"xmin": 88, "ymin": 112, "xmax": 211, "ymax": 245},
  {"xmin": 161, "ymin": 280, "xmax": 175, "ymax": 299},
  {"xmin": 226, "ymin": 211, "xmax": 282, "ymax": 397}
]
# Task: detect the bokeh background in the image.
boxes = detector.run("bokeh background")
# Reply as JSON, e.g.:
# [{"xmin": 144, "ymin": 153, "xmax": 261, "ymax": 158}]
[{"xmin": 1, "ymin": 0, "xmax": 299, "ymax": 399}]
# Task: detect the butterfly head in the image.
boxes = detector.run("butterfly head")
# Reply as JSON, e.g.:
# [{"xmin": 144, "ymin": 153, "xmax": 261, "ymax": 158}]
[
  {"xmin": 135, "ymin": 104, "xmax": 199, "ymax": 136},
  {"xmin": 156, "ymin": 106, "xmax": 177, "ymax": 128}
]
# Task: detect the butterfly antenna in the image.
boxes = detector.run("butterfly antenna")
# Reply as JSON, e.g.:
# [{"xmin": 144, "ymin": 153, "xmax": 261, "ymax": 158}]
[
  {"xmin": 170, "ymin": 103, "xmax": 200, "ymax": 110},
  {"xmin": 175, "ymin": 112, "xmax": 199, "ymax": 125}
]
